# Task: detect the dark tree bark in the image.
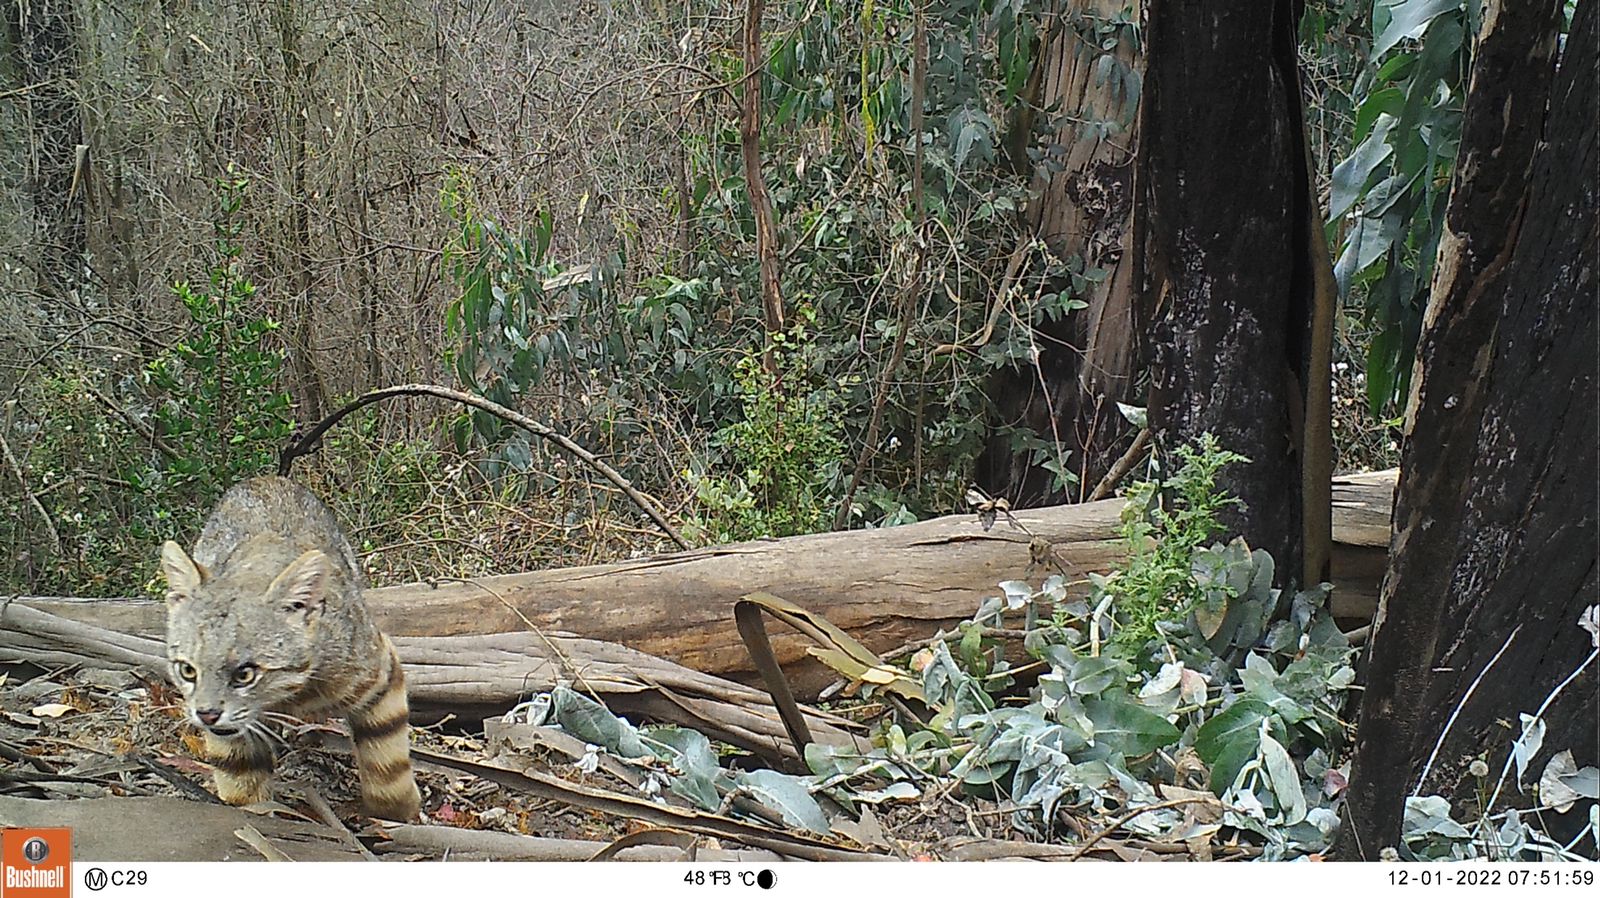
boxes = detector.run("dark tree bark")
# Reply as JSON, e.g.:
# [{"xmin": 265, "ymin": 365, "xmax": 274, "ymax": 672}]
[
  {"xmin": 1136, "ymin": 1, "xmax": 1323, "ymax": 581},
  {"xmin": 9, "ymin": 0, "xmax": 85, "ymax": 299},
  {"xmin": 977, "ymin": 1, "xmax": 1145, "ymax": 506},
  {"xmin": 1338, "ymin": 0, "xmax": 1594, "ymax": 859}
]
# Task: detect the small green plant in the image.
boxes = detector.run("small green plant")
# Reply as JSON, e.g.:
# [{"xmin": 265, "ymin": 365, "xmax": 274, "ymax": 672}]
[
  {"xmin": 687, "ymin": 320, "xmax": 844, "ymax": 543},
  {"xmin": 1098, "ymin": 433, "xmax": 1249, "ymax": 654},
  {"xmin": 137, "ymin": 171, "xmax": 292, "ymax": 530}
]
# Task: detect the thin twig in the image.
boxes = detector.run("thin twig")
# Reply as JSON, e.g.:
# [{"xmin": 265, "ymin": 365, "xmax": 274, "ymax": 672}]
[
  {"xmin": 835, "ymin": 2, "xmax": 927, "ymax": 529},
  {"xmin": 277, "ymin": 383, "xmax": 688, "ymax": 549},
  {"xmin": 1066, "ymin": 797, "xmax": 1216, "ymax": 861},
  {"xmin": 434, "ymin": 575, "xmax": 594, "ymax": 700},
  {"xmin": 931, "ymin": 234, "xmax": 1034, "ymax": 356},
  {"xmin": 1477, "ymin": 644, "xmax": 1599, "ymax": 829},
  {"xmin": 0, "ymin": 741, "xmax": 56, "ymax": 773},
  {"xmin": 0, "ymin": 429, "xmax": 62, "ymax": 559},
  {"xmin": 129, "ymin": 753, "xmax": 224, "ymax": 805},
  {"xmin": 300, "ymin": 785, "xmax": 379, "ymax": 861},
  {"xmin": 234, "ymin": 825, "xmax": 294, "ymax": 861},
  {"xmin": 79, "ymin": 378, "xmax": 182, "ymax": 461},
  {"xmin": 1088, "ymin": 428, "xmax": 1151, "ymax": 501}
]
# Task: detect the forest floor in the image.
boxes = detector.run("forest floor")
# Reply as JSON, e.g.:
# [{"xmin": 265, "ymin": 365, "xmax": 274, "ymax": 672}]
[{"xmin": 0, "ymin": 663, "xmax": 1261, "ymax": 862}]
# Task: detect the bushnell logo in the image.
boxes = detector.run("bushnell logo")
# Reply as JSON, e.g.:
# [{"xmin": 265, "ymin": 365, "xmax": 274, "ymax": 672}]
[
  {"xmin": 2, "ymin": 827, "xmax": 71, "ymax": 897},
  {"xmin": 21, "ymin": 837, "xmax": 49, "ymax": 863}
]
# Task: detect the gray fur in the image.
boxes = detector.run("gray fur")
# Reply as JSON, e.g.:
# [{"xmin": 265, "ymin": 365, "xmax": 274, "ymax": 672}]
[{"xmin": 161, "ymin": 476, "xmax": 384, "ymax": 740}]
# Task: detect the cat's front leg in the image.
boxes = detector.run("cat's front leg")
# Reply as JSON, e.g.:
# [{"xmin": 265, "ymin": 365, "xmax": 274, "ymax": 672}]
[{"xmin": 205, "ymin": 729, "xmax": 275, "ymax": 805}]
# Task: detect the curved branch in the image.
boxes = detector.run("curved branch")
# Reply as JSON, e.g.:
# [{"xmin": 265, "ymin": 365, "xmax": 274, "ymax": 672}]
[{"xmin": 277, "ymin": 383, "xmax": 689, "ymax": 549}]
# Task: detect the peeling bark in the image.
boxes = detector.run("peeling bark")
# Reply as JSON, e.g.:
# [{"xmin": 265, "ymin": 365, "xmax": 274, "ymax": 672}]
[{"xmin": 978, "ymin": 1, "xmax": 1145, "ymax": 505}]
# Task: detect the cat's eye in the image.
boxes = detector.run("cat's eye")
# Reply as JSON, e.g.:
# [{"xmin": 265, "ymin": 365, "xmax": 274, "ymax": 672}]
[
  {"xmin": 174, "ymin": 661, "xmax": 197, "ymax": 682},
  {"xmin": 230, "ymin": 663, "xmax": 259, "ymax": 687}
]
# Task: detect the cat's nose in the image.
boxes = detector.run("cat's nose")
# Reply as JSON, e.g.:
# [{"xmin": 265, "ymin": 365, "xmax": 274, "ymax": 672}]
[{"xmin": 197, "ymin": 708, "xmax": 222, "ymax": 725}]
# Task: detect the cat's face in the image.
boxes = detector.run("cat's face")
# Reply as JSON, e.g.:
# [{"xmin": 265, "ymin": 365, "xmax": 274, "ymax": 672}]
[{"xmin": 160, "ymin": 541, "xmax": 329, "ymax": 739}]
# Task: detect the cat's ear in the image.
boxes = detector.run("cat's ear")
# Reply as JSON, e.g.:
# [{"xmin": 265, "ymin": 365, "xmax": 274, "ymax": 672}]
[
  {"xmin": 160, "ymin": 541, "xmax": 205, "ymax": 604},
  {"xmin": 271, "ymin": 549, "xmax": 329, "ymax": 621}
]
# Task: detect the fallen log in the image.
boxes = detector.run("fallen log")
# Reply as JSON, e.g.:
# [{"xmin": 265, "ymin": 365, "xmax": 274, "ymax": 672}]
[
  {"xmin": 6, "ymin": 471, "xmax": 1395, "ymax": 695},
  {"xmin": 0, "ymin": 602, "xmax": 864, "ymax": 762}
]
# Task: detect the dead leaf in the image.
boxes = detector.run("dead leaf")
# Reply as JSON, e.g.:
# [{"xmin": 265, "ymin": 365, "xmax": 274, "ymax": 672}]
[{"xmin": 30, "ymin": 702, "xmax": 76, "ymax": 719}]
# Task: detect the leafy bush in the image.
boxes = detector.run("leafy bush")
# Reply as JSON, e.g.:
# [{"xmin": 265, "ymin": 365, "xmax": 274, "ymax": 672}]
[
  {"xmin": 507, "ymin": 436, "xmax": 1370, "ymax": 859},
  {"xmin": 134, "ymin": 172, "xmax": 293, "ymax": 536},
  {"xmin": 1101, "ymin": 434, "xmax": 1250, "ymax": 653},
  {"xmin": 889, "ymin": 436, "xmax": 1360, "ymax": 856},
  {"xmin": 435, "ymin": 0, "xmax": 1118, "ymax": 529},
  {"xmin": 0, "ymin": 173, "xmax": 292, "ymax": 595},
  {"xmin": 686, "ymin": 323, "xmax": 844, "ymax": 542}
]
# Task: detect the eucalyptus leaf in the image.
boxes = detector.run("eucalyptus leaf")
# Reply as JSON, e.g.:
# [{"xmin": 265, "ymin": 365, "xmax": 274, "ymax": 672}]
[
  {"xmin": 1330, "ymin": 114, "xmax": 1397, "ymax": 219},
  {"xmin": 1512, "ymin": 713, "xmax": 1547, "ymax": 787},
  {"xmin": 734, "ymin": 769, "xmax": 831, "ymax": 835},
  {"xmin": 1403, "ymin": 794, "xmax": 1471, "ymax": 839},
  {"xmin": 552, "ymin": 685, "xmax": 647, "ymax": 757},
  {"xmin": 999, "ymin": 579, "xmax": 1033, "ymax": 609},
  {"xmin": 650, "ymin": 725, "xmax": 723, "ymax": 811},
  {"xmin": 1067, "ymin": 655, "xmax": 1123, "ymax": 697},
  {"xmin": 1538, "ymin": 750, "xmax": 1598, "ymax": 814},
  {"xmin": 1196, "ymin": 697, "xmax": 1271, "ymax": 763},
  {"xmin": 1258, "ymin": 731, "xmax": 1308, "ymax": 825},
  {"xmin": 1084, "ymin": 696, "xmax": 1181, "ymax": 757},
  {"xmin": 1373, "ymin": 0, "xmax": 1462, "ymax": 57},
  {"xmin": 849, "ymin": 781, "xmax": 921, "ymax": 805}
]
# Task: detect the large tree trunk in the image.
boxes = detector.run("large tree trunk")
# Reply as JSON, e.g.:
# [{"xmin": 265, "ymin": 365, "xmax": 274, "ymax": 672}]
[
  {"xmin": 1338, "ymin": 0, "xmax": 1593, "ymax": 859},
  {"xmin": 9, "ymin": 471, "xmax": 1395, "ymax": 696},
  {"xmin": 978, "ymin": 1, "xmax": 1144, "ymax": 505},
  {"xmin": 1137, "ymin": 1, "xmax": 1324, "ymax": 582}
]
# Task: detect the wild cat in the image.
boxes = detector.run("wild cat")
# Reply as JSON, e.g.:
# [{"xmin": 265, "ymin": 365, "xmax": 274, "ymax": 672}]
[{"xmin": 159, "ymin": 475, "xmax": 421, "ymax": 819}]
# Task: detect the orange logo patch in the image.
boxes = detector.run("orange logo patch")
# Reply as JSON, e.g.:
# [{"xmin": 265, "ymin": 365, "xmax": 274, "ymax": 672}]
[{"xmin": 1, "ymin": 828, "xmax": 71, "ymax": 898}]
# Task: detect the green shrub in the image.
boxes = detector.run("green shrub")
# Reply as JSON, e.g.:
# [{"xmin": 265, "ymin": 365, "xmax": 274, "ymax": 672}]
[
  {"xmin": 686, "ymin": 323, "xmax": 844, "ymax": 543},
  {"xmin": 133, "ymin": 171, "xmax": 293, "ymax": 534},
  {"xmin": 1097, "ymin": 433, "xmax": 1249, "ymax": 654}
]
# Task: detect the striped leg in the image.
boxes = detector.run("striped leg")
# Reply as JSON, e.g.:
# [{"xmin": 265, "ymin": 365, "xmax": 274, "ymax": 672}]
[
  {"xmin": 347, "ymin": 641, "xmax": 421, "ymax": 820},
  {"xmin": 206, "ymin": 730, "xmax": 274, "ymax": 806}
]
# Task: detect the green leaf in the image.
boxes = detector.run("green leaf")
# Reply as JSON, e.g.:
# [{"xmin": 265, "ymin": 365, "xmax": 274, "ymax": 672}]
[
  {"xmin": 552, "ymin": 685, "xmax": 647, "ymax": 757},
  {"xmin": 1238, "ymin": 654, "xmax": 1309, "ymax": 724},
  {"xmin": 948, "ymin": 106, "xmax": 994, "ymax": 171},
  {"xmin": 1084, "ymin": 696, "xmax": 1180, "ymax": 757},
  {"xmin": 1209, "ymin": 731, "xmax": 1259, "ymax": 795},
  {"xmin": 650, "ymin": 726, "xmax": 723, "ymax": 811},
  {"xmin": 733, "ymin": 769, "xmax": 831, "ymax": 834},
  {"xmin": 1373, "ymin": 0, "xmax": 1462, "ymax": 57},
  {"xmin": 1195, "ymin": 698, "xmax": 1272, "ymax": 763},
  {"xmin": 1330, "ymin": 114, "xmax": 1396, "ymax": 220},
  {"xmin": 1066, "ymin": 655, "xmax": 1122, "ymax": 697},
  {"xmin": 1334, "ymin": 211, "xmax": 1404, "ymax": 293},
  {"xmin": 1259, "ymin": 731, "xmax": 1309, "ymax": 824}
]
